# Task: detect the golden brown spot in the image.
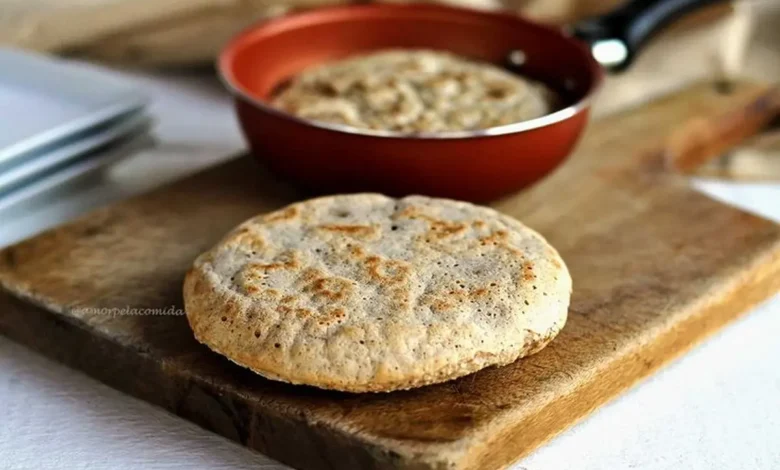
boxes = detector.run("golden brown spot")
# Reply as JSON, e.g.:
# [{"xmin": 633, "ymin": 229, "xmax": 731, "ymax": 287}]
[
  {"xmin": 394, "ymin": 206, "xmax": 467, "ymax": 240},
  {"xmin": 388, "ymin": 286, "xmax": 410, "ymax": 309},
  {"xmin": 281, "ymin": 295, "xmax": 295, "ymax": 304},
  {"xmin": 296, "ymin": 308, "xmax": 314, "ymax": 318},
  {"xmin": 276, "ymin": 305, "xmax": 314, "ymax": 318},
  {"xmin": 479, "ymin": 230, "xmax": 508, "ymax": 245},
  {"xmin": 263, "ymin": 206, "xmax": 299, "ymax": 223},
  {"xmin": 395, "ymin": 205, "xmax": 421, "ymax": 219},
  {"xmin": 472, "ymin": 220, "xmax": 487, "ymax": 229},
  {"xmin": 328, "ymin": 307, "xmax": 346, "ymax": 319},
  {"xmin": 259, "ymin": 289, "xmax": 280, "ymax": 299},
  {"xmin": 317, "ymin": 224, "xmax": 379, "ymax": 240},
  {"xmin": 349, "ymin": 244, "xmax": 366, "ymax": 258},
  {"xmin": 366, "ymin": 256, "xmax": 410, "ymax": 286},
  {"xmin": 243, "ymin": 283, "xmax": 281, "ymax": 298},
  {"xmin": 223, "ymin": 300, "xmax": 239, "ymax": 315},
  {"xmin": 300, "ymin": 267, "xmax": 322, "ymax": 282},
  {"xmin": 318, "ymin": 307, "xmax": 348, "ymax": 326},
  {"xmin": 429, "ymin": 220, "xmax": 466, "ymax": 239},
  {"xmin": 522, "ymin": 261, "xmax": 536, "ymax": 281},
  {"xmin": 431, "ymin": 299, "xmax": 455, "ymax": 312},
  {"xmin": 245, "ymin": 251, "xmax": 300, "ymax": 273},
  {"xmin": 478, "ymin": 230, "xmax": 523, "ymax": 256},
  {"xmin": 304, "ymin": 276, "xmax": 353, "ymax": 302},
  {"xmin": 314, "ymin": 82, "xmax": 338, "ymax": 97},
  {"xmin": 471, "ymin": 288, "xmax": 489, "ymax": 298},
  {"xmin": 485, "ymin": 81, "xmax": 514, "ymax": 100},
  {"xmin": 424, "ymin": 286, "xmax": 491, "ymax": 313},
  {"xmin": 275, "ymin": 305, "xmax": 312, "ymax": 319},
  {"xmin": 224, "ymin": 228, "xmax": 266, "ymax": 253}
]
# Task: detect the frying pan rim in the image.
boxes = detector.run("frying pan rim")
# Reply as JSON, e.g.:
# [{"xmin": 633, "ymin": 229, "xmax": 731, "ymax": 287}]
[{"xmin": 218, "ymin": 3, "xmax": 604, "ymax": 140}]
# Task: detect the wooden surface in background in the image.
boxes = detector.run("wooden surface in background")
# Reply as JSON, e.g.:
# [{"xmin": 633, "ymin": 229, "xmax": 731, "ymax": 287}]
[{"xmin": 1, "ymin": 82, "xmax": 780, "ymax": 470}]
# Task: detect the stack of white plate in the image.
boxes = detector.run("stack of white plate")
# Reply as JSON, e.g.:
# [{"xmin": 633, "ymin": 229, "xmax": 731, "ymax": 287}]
[{"xmin": 0, "ymin": 48, "xmax": 152, "ymax": 214}]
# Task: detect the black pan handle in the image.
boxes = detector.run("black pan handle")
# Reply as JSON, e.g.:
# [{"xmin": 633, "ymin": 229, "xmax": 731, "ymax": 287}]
[{"xmin": 573, "ymin": 0, "xmax": 727, "ymax": 72}]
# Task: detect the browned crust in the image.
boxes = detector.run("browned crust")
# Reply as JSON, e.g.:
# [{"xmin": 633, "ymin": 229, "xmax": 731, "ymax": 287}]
[
  {"xmin": 182, "ymin": 194, "xmax": 570, "ymax": 393},
  {"xmin": 185, "ymin": 263, "xmax": 556, "ymax": 393}
]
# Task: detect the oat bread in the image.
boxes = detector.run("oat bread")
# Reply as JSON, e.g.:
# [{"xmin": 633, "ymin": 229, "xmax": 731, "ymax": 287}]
[
  {"xmin": 271, "ymin": 49, "xmax": 555, "ymax": 133},
  {"xmin": 184, "ymin": 194, "xmax": 571, "ymax": 392}
]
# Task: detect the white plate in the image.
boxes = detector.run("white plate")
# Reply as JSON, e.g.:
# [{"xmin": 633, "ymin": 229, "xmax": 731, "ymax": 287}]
[
  {"xmin": 0, "ymin": 48, "xmax": 147, "ymax": 169},
  {"xmin": 0, "ymin": 111, "xmax": 151, "ymax": 195},
  {"xmin": 0, "ymin": 131, "xmax": 153, "ymax": 215}
]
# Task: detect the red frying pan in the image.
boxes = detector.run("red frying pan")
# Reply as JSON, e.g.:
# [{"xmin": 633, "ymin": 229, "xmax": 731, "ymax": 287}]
[{"xmin": 220, "ymin": 0, "xmax": 725, "ymax": 202}]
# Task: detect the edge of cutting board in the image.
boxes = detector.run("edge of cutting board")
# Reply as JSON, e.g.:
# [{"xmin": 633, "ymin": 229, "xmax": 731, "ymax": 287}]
[{"xmin": 1, "ymin": 81, "xmax": 780, "ymax": 470}]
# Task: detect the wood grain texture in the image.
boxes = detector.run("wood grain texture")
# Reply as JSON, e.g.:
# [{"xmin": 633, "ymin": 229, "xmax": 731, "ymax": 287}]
[{"xmin": 1, "ymin": 82, "xmax": 780, "ymax": 470}]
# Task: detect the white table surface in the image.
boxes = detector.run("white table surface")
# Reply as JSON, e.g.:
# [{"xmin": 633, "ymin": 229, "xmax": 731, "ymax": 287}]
[{"xmin": 1, "ymin": 66, "xmax": 779, "ymax": 470}]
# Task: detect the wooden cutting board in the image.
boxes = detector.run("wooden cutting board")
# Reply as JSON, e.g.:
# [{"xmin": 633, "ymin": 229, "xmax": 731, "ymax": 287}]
[{"xmin": 1, "ymin": 82, "xmax": 780, "ymax": 470}]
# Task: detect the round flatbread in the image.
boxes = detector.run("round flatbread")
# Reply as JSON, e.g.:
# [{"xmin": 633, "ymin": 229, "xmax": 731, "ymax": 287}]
[
  {"xmin": 271, "ymin": 49, "xmax": 555, "ymax": 133},
  {"xmin": 184, "ymin": 194, "xmax": 571, "ymax": 392}
]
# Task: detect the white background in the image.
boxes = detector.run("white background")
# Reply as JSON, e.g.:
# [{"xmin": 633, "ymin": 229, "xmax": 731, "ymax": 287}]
[{"xmin": 1, "ymin": 68, "xmax": 779, "ymax": 470}]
